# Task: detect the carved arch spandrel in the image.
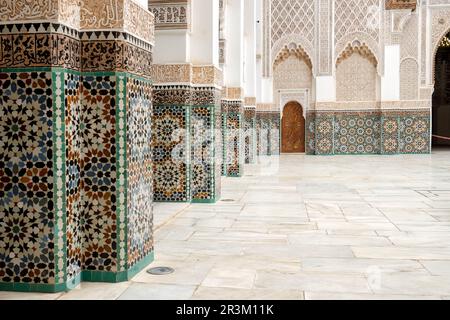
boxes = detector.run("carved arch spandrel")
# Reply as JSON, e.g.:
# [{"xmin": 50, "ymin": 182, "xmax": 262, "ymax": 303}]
[
  {"xmin": 271, "ymin": 34, "xmax": 316, "ymax": 76},
  {"xmin": 335, "ymin": 32, "xmax": 382, "ymax": 76}
]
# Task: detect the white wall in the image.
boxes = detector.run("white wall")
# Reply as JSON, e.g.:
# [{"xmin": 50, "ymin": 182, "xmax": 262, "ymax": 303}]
[
  {"xmin": 190, "ymin": 0, "xmax": 220, "ymax": 66},
  {"xmin": 135, "ymin": 0, "xmax": 148, "ymax": 9},
  {"xmin": 153, "ymin": 30, "xmax": 190, "ymax": 64},
  {"xmin": 381, "ymin": 45, "xmax": 400, "ymax": 100},
  {"xmin": 224, "ymin": 0, "xmax": 244, "ymax": 87},
  {"xmin": 255, "ymin": 0, "xmax": 263, "ymax": 102},
  {"xmin": 315, "ymin": 76, "xmax": 336, "ymax": 102},
  {"xmin": 244, "ymin": 0, "xmax": 257, "ymax": 98},
  {"xmin": 261, "ymin": 77, "xmax": 273, "ymax": 103}
]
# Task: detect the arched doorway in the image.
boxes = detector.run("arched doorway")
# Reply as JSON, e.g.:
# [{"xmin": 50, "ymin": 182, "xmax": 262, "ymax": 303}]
[
  {"xmin": 433, "ymin": 31, "xmax": 450, "ymax": 147},
  {"xmin": 281, "ymin": 101, "xmax": 305, "ymax": 153}
]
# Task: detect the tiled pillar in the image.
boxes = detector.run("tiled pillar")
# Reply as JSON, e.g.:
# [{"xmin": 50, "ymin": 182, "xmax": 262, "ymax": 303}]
[
  {"xmin": 269, "ymin": 112, "xmax": 281, "ymax": 155},
  {"xmin": 80, "ymin": 0, "xmax": 155, "ymax": 283},
  {"xmin": 151, "ymin": 65, "xmax": 192, "ymax": 202},
  {"xmin": 222, "ymin": 88, "xmax": 245, "ymax": 177},
  {"xmin": 0, "ymin": 0, "xmax": 155, "ymax": 293},
  {"xmin": 256, "ymin": 112, "xmax": 270, "ymax": 156},
  {"xmin": 244, "ymin": 100, "xmax": 257, "ymax": 164},
  {"xmin": 0, "ymin": 0, "xmax": 83, "ymax": 293},
  {"xmin": 190, "ymin": 66, "xmax": 223, "ymax": 203}
]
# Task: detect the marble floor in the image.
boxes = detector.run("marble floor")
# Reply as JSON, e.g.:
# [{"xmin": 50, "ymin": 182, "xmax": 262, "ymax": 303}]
[{"xmin": 3, "ymin": 150, "xmax": 450, "ymax": 300}]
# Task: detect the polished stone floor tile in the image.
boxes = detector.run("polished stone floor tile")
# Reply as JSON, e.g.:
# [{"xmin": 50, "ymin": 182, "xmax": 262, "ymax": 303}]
[
  {"xmin": 420, "ymin": 260, "xmax": 450, "ymax": 276},
  {"xmin": 254, "ymin": 270, "xmax": 372, "ymax": 294},
  {"xmin": 304, "ymin": 292, "xmax": 442, "ymax": 300},
  {"xmin": 118, "ymin": 283, "xmax": 197, "ymax": 300},
  {"xmin": 202, "ymin": 267, "xmax": 256, "ymax": 289},
  {"xmin": 0, "ymin": 292, "xmax": 62, "ymax": 300},
  {"xmin": 5, "ymin": 151, "xmax": 450, "ymax": 300},
  {"xmin": 58, "ymin": 282, "xmax": 131, "ymax": 300},
  {"xmin": 192, "ymin": 287, "xmax": 304, "ymax": 300}
]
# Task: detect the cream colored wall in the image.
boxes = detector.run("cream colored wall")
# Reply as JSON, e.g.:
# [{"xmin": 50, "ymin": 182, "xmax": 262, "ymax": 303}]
[
  {"xmin": 336, "ymin": 53, "xmax": 377, "ymax": 102},
  {"xmin": 273, "ymin": 55, "xmax": 313, "ymax": 108}
]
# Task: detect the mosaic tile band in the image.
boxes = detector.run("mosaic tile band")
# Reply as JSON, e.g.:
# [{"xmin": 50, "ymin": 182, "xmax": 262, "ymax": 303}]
[{"xmin": 307, "ymin": 110, "xmax": 431, "ymax": 155}]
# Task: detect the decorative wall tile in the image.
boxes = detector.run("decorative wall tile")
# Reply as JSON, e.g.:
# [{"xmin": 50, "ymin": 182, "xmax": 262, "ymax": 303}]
[
  {"xmin": 80, "ymin": 74, "xmax": 118, "ymax": 273},
  {"xmin": 315, "ymin": 114, "xmax": 334, "ymax": 155},
  {"xmin": 0, "ymin": 1, "xmax": 155, "ymax": 292},
  {"xmin": 306, "ymin": 112, "xmax": 316, "ymax": 155},
  {"xmin": 0, "ymin": 71, "xmax": 57, "ymax": 285},
  {"xmin": 269, "ymin": 113, "xmax": 281, "ymax": 155},
  {"xmin": 126, "ymin": 76, "xmax": 153, "ymax": 268},
  {"xmin": 308, "ymin": 110, "xmax": 431, "ymax": 155},
  {"xmin": 399, "ymin": 114, "xmax": 430, "ymax": 154},
  {"xmin": 244, "ymin": 108, "xmax": 256, "ymax": 164},
  {"xmin": 152, "ymin": 100, "xmax": 190, "ymax": 202},
  {"xmin": 256, "ymin": 113, "xmax": 270, "ymax": 156},
  {"xmin": 333, "ymin": 112, "xmax": 381, "ymax": 154},
  {"xmin": 222, "ymin": 100, "xmax": 244, "ymax": 177},
  {"xmin": 381, "ymin": 115, "xmax": 400, "ymax": 154},
  {"xmin": 65, "ymin": 72, "xmax": 83, "ymax": 281},
  {"xmin": 191, "ymin": 87, "xmax": 222, "ymax": 202}
]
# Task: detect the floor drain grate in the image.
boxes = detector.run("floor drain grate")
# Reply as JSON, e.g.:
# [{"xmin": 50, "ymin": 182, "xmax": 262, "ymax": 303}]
[
  {"xmin": 147, "ymin": 267, "xmax": 175, "ymax": 275},
  {"xmin": 221, "ymin": 199, "xmax": 235, "ymax": 202}
]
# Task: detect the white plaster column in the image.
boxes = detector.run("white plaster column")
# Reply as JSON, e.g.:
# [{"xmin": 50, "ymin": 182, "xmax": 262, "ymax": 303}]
[
  {"xmin": 150, "ymin": 0, "xmax": 191, "ymax": 64},
  {"xmin": 255, "ymin": 0, "xmax": 263, "ymax": 103},
  {"xmin": 191, "ymin": 0, "xmax": 220, "ymax": 66},
  {"xmin": 261, "ymin": 77, "xmax": 273, "ymax": 103},
  {"xmin": 224, "ymin": 0, "xmax": 244, "ymax": 88},
  {"xmin": 153, "ymin": 30, "xmax": 190, "ymax": 64},
  {"xmin": 244, "ymin": 0, "xmax": 257, "ymax": 99},
  {"xmin": 381, "ymin": 45, "xmax": 400, "ymax": 101}
]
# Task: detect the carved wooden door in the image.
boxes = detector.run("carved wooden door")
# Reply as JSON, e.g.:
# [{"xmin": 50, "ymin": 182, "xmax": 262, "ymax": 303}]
[{"xmin": 281, "ymin": 102, "xmax": 305, "ymax": 153}]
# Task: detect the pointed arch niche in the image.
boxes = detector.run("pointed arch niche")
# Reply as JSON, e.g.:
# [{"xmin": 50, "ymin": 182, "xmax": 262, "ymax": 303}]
[{"xmin": 336, "ymin": 42, "xmax": 379, "ymax": 102}]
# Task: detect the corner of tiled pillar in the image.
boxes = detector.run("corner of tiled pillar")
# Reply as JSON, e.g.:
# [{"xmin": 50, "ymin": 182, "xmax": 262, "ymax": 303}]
[
  {"xmin": 0, "ymin": 0, "xmax": 83, "ymax": 293},
  {"xmin": 191, "ymin": 66, "xmax": 223, "ymax": 203},
  {"xmin": 256, "ymin": 103, "xmax": 274, "ymax": 156},
  {"xmin": 79, "ymin": 0, "xmax": 155, "ymax": 283},
  {"xmin": 222, "ymin": 88, "xmax": 245, "ymax": 177},
  {"xmin": 269, "ymin": 110, "xmax": 281, "ymax": 156},
  {"xmin": 306, "ymin": 107, "xmax": 317, "ymax": 155},
  {"xmin": 151, "ymin": 64, "xmax": 192, "ymax": 202},
  {"xmin": 244, "ymin": 98, "xmax": 257, "ymax": 164}
]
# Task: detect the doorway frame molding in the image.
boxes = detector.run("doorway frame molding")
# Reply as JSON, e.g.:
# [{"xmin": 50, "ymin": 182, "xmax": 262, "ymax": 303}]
[{"xmin": 278, "ymin": 88, "xmax": 310, "ymax": 119}]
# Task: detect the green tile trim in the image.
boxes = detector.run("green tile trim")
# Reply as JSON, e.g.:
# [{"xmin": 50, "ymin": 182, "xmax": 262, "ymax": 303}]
[
  {"xmin": 66, "ymin": 273, "xmax": 81, "ymax": 290},
  {"xmin": 127, "ymin": 73, "xmax": 153, "ymax": 84},
  {"xmin": 126, "ymin": 251, "xmax": 155, "ymax": 279},
  {"xmin": 81, "ymin": 251, "xmax": 155, "ymax": 283},
  {"xmin": 0, "ymin": 67, "xmax": 53, "ymax": 73},
  {"xmin": 0, "ymin": 281, "xmax": 68, "ymax": 293},
  {"xmin": 52, "ymin": 69, "xmax": 68, "ymax": 285},
  {"xmin": 116, "ymin": 72, "xmax": 128, "ymax": 272},
  {"xmin": 191, "ymin": 198, "xmax": 218, "ymax": 204},
  {"xmin": 186, "ymin": 105, "xmax": 192, "ymax": 201}
]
